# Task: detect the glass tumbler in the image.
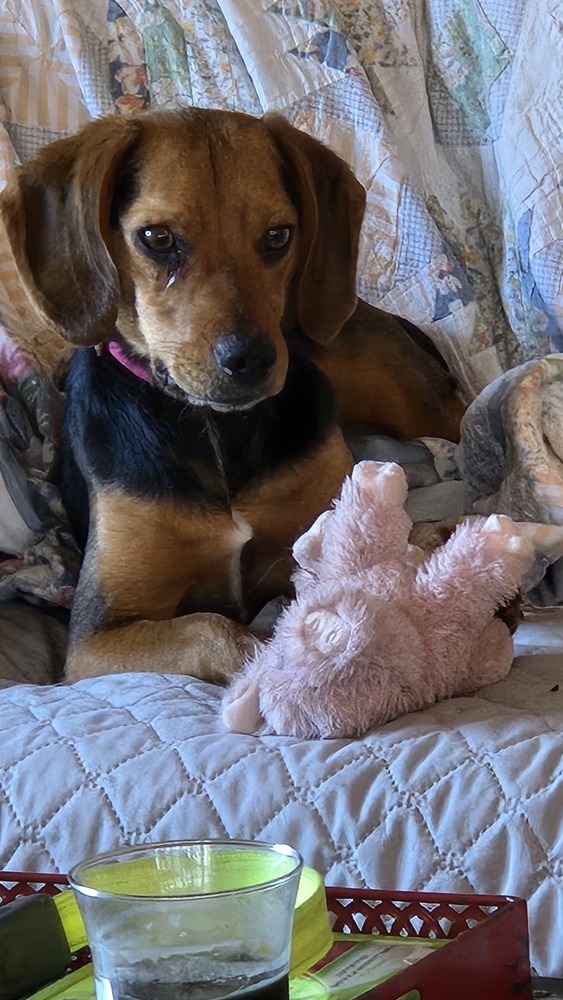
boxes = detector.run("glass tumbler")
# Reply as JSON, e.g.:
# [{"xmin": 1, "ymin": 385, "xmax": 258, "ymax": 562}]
[{"xmin": 68, "ymin": 839, "xmax": 303, "ymax": 1000}]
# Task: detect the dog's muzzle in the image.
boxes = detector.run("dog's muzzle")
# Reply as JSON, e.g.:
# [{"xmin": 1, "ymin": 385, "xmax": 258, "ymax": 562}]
[
  {"xmin": 152, "ymin": 334, "xmax": 281, "ymax": 411},
  {"xmin": 212, "ymin": 333, "xmax": 277, "ymax": 386}
]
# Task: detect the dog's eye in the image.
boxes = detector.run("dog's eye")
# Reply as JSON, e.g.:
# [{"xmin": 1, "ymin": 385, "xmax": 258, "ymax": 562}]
[
  {"xmin": 261, "ymin": 226, "xmax": 293, "ymax": 258},
  {"xmin": 137, "ymin": 225, "xmax": 177, "ymax": 254}
]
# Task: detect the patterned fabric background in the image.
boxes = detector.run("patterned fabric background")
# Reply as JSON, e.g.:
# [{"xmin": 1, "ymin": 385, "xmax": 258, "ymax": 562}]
[{"xmin": 0, "ymin": 0, "xmax": 560, "ymax": 398}]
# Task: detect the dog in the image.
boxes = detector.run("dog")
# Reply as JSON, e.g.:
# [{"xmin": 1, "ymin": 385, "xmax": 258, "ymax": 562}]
[{"xmin": 0, "ymin": 108, "xmax": 465, "ymax": 683}]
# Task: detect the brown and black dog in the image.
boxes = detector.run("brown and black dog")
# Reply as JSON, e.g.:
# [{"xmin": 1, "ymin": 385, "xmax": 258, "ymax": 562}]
[{"xmin": 0, "ymin": 108, "xmax": 465, "ymax": 683}]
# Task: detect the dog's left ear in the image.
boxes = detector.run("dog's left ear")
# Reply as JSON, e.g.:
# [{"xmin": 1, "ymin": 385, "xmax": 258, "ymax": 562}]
[
  {"xmin": 0, "ymin": 115, "xmax": 141, "ymax": 346},
  {"xmin": 266, "ymin": 114, "xmax": 366, "ymax": 343}
]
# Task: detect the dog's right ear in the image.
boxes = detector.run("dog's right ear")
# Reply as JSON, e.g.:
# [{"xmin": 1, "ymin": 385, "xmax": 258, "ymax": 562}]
[{"xmin": 0, "ymin": 115, "xmax": 141, "ymax": 346}]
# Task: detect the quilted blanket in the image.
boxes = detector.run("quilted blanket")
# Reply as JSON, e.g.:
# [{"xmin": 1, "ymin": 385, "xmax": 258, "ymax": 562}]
[{"xmin": 1, "ymin": 615, "xmax": 562, "ymax": 977}]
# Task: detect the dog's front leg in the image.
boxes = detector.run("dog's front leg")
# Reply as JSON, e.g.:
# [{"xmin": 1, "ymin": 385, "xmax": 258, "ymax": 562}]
[
  {"xmin": 65, "ymin": 614, "xmax": 260, "ymax": 683},
  {"xmin": 65, "ymin": 491, "xmax": 262, "ymax": 683}
]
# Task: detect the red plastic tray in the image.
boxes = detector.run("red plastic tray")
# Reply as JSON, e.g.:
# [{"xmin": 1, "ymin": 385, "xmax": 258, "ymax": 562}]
[{"xmin": 0, "ymin": 872, "xmax": 532, "ymax": 999}]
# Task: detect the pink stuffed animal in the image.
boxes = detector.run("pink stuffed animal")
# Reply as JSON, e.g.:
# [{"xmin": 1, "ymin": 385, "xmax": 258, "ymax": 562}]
[{"xmin": 222, "ymin": 461, "xmax": 535, "ymax": 739}]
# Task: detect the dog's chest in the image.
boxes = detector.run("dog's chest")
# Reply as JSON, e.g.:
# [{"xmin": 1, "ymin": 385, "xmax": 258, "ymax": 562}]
[
  {"xmin": 67, "ymin": 350, "xmax": 351, "ymax": 624},
  {"xmin": 93, "ymin": 432, "xmax": 349, "ymax": 628},
  {"xmin": 176, "ymin": 425, "xmax": 351, "ymax": 621}
]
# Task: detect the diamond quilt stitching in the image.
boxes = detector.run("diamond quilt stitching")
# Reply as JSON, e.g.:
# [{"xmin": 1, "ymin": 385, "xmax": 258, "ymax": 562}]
[
  {"xmin": 0, "ymin": 654, "xmax": 562, "ymax": 977},
  {"xmin": 100, "ymin": 745, "xmax": 229, "ymax": 839}
]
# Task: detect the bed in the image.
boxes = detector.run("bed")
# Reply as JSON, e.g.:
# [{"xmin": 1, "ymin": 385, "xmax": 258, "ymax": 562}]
[{"xmin": 0, "ymin": 0, "xmax": 562, "ymax": 979}]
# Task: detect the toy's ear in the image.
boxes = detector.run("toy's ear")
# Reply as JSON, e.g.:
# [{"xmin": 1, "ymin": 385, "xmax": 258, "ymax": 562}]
[
  {"xmin": 0, "ymin": 115, "xmax": 141, "ymax": 346},
  {"xmin": 266, "ymin": 114, "xmax": 366, "ymax": 343},
  {"xmin": 292, "ymin": 509, "xmax": 332, "ymax": 572}
]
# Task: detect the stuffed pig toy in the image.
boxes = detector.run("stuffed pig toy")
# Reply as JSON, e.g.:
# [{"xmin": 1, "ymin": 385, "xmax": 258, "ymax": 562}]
[{"xmin": 222, "ymin": 461, "xmax": 535, "ymax": 739}]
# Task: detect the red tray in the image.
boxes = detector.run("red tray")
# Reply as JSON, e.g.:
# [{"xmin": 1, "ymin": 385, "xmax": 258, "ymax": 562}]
[{"xmin": 0, "ymin": 872, "xmax": 531, "ymax": 1000}]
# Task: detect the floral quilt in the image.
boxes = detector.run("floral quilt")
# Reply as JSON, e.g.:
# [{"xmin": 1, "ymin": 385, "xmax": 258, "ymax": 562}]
[{"xmin": 0, "ymin": 0, "xmax": 560, "ymax": 392}]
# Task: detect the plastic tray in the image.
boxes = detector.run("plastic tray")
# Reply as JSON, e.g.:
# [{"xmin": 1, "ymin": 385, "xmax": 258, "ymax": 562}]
[{"xmin": 0, "ymin": 872, "xmax": 532, "ymax": 999}]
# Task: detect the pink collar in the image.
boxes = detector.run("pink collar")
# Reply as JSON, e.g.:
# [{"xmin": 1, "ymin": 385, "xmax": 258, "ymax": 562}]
[{"xmin": 103, "ymin": 339, "xmax": 152, "ymax": 383}]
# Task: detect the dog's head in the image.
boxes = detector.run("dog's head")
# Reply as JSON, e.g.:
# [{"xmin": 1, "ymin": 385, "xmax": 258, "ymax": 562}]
[{"xmin": 1, "ymin": 108, "xmax": 365, "ymax": 410}]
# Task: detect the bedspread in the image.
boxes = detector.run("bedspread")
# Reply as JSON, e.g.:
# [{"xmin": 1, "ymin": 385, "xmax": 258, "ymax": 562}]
[{"xmin": 0, "ymin": 617, "xmax": 562, "ymax": 976}]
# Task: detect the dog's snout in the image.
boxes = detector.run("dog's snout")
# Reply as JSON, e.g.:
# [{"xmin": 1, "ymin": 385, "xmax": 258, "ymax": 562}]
[{"xmin": 213, "ymin": 334, "xmax": 277, "ymax": 383}]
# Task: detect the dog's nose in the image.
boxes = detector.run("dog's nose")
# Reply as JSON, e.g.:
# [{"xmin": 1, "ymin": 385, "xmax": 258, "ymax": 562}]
[{"xmin": 213, "ymin": 334, "xmax": 277, "ymax": 382}]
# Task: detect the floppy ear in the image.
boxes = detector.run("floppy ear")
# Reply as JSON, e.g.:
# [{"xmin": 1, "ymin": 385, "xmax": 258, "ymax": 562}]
[
  {"xmin": 266, "ymin": 114, "xmax": 366, "ymax": 343},
  {"xmin": 0, "ymin": 115, "xmax": 141, "ymax": 346}
]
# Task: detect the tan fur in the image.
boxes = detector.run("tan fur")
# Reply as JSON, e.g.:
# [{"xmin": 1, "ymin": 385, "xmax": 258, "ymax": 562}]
[
  {"xmin": 93, "ymin": 492, "xmax": 250, "ymax": 621},
  {"xmin": 310, "ymin": 301, "xmax": 466, "ymax": 440},
  {"xmin": 65, "ymin": 615, "xmax": 260, "ymax": 684},
  {"xmin": 0, "ymin": 108, "xmax": 466, "ymax": 682},
  {"xmin": 110, "ymin": 115, "xmax": 299, "ymax": 404},
  {"xmin": 67, "ymin": 429, "xmax": 352, "ymax": 681},
  {"xmin": 87, "ymin": 429, "xmax": 350, "ymax": 621},
  {"xmin": 229, "ymin": 428, "xmax": 353, "ymax": 605}
]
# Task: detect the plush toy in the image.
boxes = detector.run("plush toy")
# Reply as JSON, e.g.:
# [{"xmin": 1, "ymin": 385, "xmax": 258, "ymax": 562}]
[{"xmin": 222, "ymin": 461, "xmax": 535, "ymax": 739}]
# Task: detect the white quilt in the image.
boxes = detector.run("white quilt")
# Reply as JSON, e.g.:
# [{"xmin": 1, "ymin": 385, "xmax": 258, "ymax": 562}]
[{"xmin": 1, "ymin": 616, "xmax": 562, "ymax": 977}]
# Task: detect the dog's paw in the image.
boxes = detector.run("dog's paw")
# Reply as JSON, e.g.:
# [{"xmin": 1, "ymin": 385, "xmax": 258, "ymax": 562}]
[
  {"xmin": 216, "ymin": 623, "xmax": 263, "ymax": 682},
  {"xmin": 177, "ymin": 615, "xmax": 263, "ymax": 686}
]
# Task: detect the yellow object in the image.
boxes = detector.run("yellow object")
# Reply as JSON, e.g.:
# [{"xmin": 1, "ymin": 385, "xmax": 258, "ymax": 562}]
[
  {"xmin": 54, "ymin": 865, "xmax": 331, "ymax": 978},
  {"xmin": 76, "ymin": 845, "xmax": 300, "ymax": 896},
  {"xmin": 25, "ymin": 965, "xmax": 93, "ymax": 1000},
  {"xmin": 52, "ymin": 890, "xmax": 88, "ymax": 953},
  {"xmin": 290, "ymin": 867, "xmax": 333, "ymax": 976}
]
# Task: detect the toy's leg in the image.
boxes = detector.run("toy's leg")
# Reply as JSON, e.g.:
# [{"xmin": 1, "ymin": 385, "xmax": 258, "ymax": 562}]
[
  {"xmin": 415, "ymin": 514, "xmax": 534, "ymax": 629},
  {"xmin": 469, "ymin": 618, "xmax": 514, "ymax": 689},
  {"xmin": 292, "ymin": 461, "xmax": 413, "ymax": 584},
  {"xmin": 222, "ymin": 674, "xmax": 263, "ymax": 733},
  {"xmin": 343, "ymin": 463, "xmax": 416, "ymax": 564},
  {"xmin": 353, "ymin": 462, "xmax": 417, "ymax": 556},
  {"xmin": 350, "ymin": 460, "xmax": 409, "ymax": 507}
]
